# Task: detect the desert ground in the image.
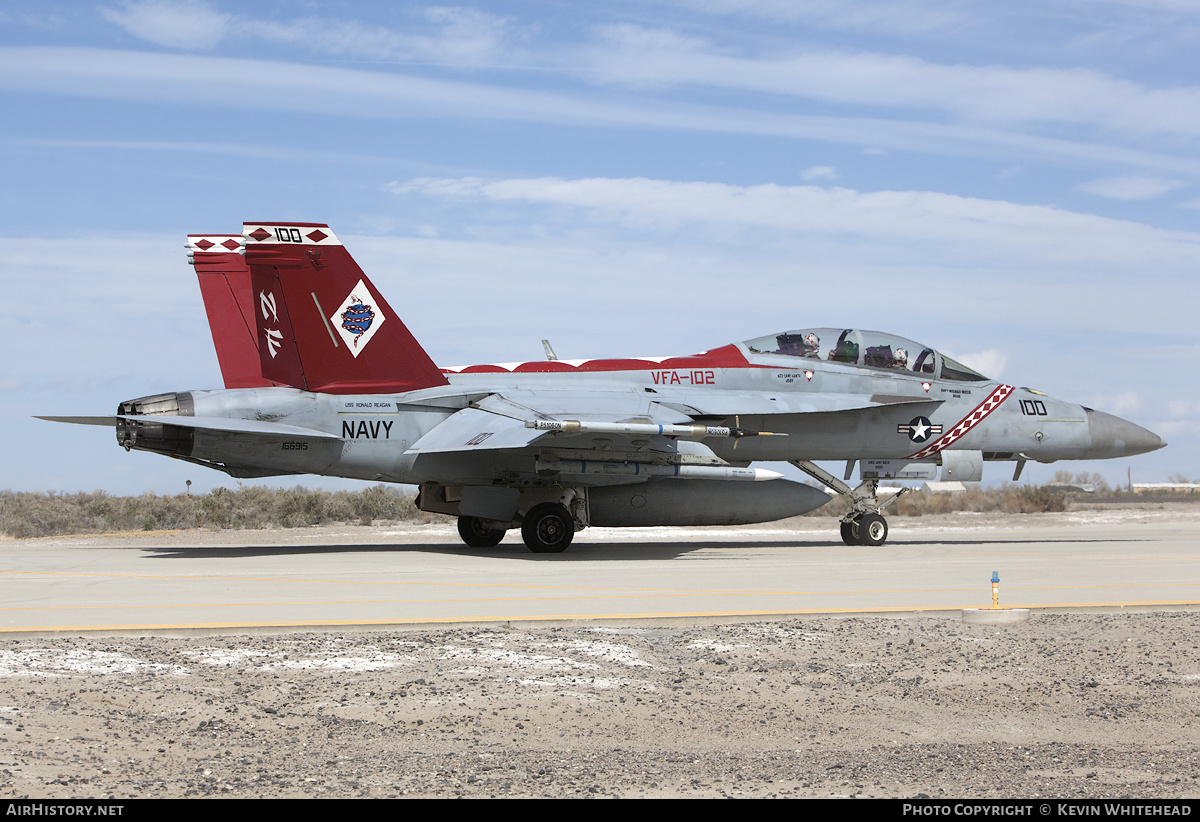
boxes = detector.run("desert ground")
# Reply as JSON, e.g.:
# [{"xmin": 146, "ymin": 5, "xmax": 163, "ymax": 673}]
[{"xmin": 2, "ymin": 608, "xmax": 1197, "ymax": 798}]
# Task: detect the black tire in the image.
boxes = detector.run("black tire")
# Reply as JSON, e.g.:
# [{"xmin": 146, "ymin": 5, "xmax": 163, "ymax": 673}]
[
  {"xmin": 457, "ymin": 516, "xmax": 505, "ymax": 548},
  {"xmin": 857, "ymin": 513, "xmax": 888, "ymax": 546},
  {"xmin": 840, "ymin": 517, "xmax": 861, "ymax": 546},
  {"xmin": 521, "ymin": 503, "xmax": 574, "ymax": 553}
]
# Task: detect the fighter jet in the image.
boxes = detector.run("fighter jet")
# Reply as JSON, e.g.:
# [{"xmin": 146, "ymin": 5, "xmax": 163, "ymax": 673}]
[{"xmin": 41, "ymin": 222, "xmax": 1165, "ymax": 552}]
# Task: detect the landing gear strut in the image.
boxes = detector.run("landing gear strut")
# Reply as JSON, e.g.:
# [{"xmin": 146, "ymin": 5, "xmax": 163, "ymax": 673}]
[{"xmin": 791, "ymin": 460, "xmax": 905, "ymax": 547}]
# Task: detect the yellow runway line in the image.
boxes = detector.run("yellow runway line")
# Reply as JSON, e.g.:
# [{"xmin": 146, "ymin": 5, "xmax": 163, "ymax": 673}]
[{"xmin": 4, "ymin": 599, "xmax": 1199, "ymax": 635}]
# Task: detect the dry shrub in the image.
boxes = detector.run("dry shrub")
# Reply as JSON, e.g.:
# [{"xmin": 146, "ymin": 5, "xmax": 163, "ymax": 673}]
[
  {"xmin": 810, "ymin": 483, "xmax": 1069, "ymax": 519},
  {"xmin": 0, "ymin": 484, "xmax": 420, "ymax": 538},
  {"xmin": 998, "ymin": 485, "xmax": 1068, "ymax": 513},
  {"xmin": 1, "ymin": 482, "xmax": 1070, "ymax": 538}
]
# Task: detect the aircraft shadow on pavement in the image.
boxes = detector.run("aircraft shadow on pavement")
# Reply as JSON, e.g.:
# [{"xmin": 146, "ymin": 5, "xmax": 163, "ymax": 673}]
[
  {"xmin": 140, "ymin": 541, "xmax": 707, "ymax": 561},
  {"xmin": 138, "ymin": 534, "xmax": 1144, "ymax": 562}
]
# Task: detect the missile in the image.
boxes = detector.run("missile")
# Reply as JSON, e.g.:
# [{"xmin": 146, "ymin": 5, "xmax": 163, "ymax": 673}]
[
  {"xmin": 526, "ymin": 419, "xmax": 785, "ymax": 439},
  {"xmin": 536, "ymin": 457, "xmax": 782, "ymax": 481}
]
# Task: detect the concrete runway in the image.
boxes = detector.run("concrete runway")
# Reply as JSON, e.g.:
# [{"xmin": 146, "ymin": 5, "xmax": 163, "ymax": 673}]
[{"xmin": 2, "ymin": 507, "xmax": 1198, "ymax": 634}]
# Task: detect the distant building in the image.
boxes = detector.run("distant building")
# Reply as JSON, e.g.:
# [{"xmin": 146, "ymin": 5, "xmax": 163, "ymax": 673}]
[
  {"xmin": 1044, "ymin": 482, "xmax": 1096, "ymax": 494},
  {"xmin": 1132, "ymin": 483, "xmax": 1200, "ymax": 494},
  {"xmin": 920, "ymin": 481, "xmax": 969, "ymax": 494}
]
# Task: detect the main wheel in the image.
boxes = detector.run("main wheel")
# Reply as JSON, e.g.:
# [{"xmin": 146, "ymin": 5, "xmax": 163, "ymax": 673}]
[
  {"xmin": 457, "ymin": 516, "xmax": 505, "ymax": 548},
  {"xmin": 521, "ymin": 503, "xmax": 574, "ymax": 553},
  {"xmin": 857, "ymin": 513, "xmax": 889, "ymax": 546},
  {"xmin": 840, "ymin": 517, "xmax": 861, "ymax": 546}
]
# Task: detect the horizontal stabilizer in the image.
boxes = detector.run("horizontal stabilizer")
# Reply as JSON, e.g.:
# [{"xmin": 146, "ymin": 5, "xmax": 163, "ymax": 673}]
[{"xmin": 37, "ymin": 415, "xmax": 341, "ymax": 439}]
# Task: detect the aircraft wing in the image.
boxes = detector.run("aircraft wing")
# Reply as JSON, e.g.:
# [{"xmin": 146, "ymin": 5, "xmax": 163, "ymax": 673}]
[
  {"xmin": 405, "ymin": 391, "xmax": 695, "ymax": 454},
  {"xmin": 404, "ymin": 387, "xmax": 943, "ymax": 457}
]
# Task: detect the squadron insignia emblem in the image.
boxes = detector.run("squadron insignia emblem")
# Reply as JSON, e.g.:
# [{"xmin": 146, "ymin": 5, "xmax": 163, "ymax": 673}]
[
  {"xmin": 340, "ymin": 300, "xmax": 375, "ymax": 343},
  {"xmin": 330, "ymin": 279, "xmax": 387, "ymax": 357}
]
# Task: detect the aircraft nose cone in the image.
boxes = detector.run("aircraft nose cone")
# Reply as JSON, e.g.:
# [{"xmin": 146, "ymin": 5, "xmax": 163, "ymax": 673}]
[{"xmin": 1085, "ymin": 409, "xmax": 1166, "ymax": 458}]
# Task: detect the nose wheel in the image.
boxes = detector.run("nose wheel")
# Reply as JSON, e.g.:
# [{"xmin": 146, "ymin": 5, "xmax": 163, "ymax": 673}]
[
  {"xmin": 840, "ymin": 517, "xmax": 859, "ymax": 545},
  {"xmin": 852, "ymin": 512, "xmax": 888, "ymax": 546}
]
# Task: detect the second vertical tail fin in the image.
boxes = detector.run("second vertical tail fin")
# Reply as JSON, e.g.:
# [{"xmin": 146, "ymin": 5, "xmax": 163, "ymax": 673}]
[{"xmin": 188, "ymin": 235, "xmax": 283, "ymax": 389}]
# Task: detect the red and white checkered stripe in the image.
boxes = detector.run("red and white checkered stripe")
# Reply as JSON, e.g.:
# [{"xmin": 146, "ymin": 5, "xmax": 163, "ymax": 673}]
[
  {"xmin": 186, "ymin": 235, "xmax": 244, "ymax": 254},
  {"xmin": 906, "ymin": 384, "xmax": 1014, "ymax": 459}
]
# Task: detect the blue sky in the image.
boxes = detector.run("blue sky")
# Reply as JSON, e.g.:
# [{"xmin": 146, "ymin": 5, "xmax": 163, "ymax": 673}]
[{"xmin": 2, "ymin": 0, "xmax": 1196, "ymax": 496}]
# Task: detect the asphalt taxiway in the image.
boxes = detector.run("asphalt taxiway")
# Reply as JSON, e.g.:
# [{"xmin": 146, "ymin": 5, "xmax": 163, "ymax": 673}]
[{"xmin": 2, "ymin": 507, "xmax": 1198, "ymax": 634}]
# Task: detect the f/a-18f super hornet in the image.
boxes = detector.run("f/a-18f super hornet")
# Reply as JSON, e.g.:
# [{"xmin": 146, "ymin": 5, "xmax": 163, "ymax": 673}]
[{"xmin": 42, "ymin": 222, "xmax": 1165, "ymax": 552}]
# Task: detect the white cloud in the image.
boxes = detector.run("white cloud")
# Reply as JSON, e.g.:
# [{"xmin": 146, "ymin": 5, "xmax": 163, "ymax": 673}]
[
  {"xmin": 99, "ymin": 0, "xmax": 230, "ymax": 51},
  {"xmin": 950, "ymin": 349, "xmax": 1008, "ymax": 380},
  {"xmin": 390, "ymin": 175, "xmax": 1200, "ymax": 269},
  {"xmin": 1086, "ymin": 391, "xmax": 1145, "ymax": 416},
  {"xmin": 98, "ymin": 2, "xmax": 520, "ymax": 67},
  {"xmin": 380, "ymin": 174, "xmax": 1200, "ymax": 357},
  {"xmin": 246, "ymin": 7, "xmax": 520, "ymax": 66},
  {"xmin": 801, "ymin": 165, "xmax": 838, "ymax": 181},
  {"xmin": 1066, "ymin": 0, "xmax": 1200, "ymax": 20},
  {"xmin": 1077, "ymin": 175, "xmax": 1188, "ymax": 200},
  {"xmin": 3, "ymin": 46, "xmax": 1199, "ymax": 178},
  {"xmin": 1166, "ymin": 399, "xmax": 1200, "ymax": 418},
  {"xmin": 81, "ymin": 5, "xmax": 1200, "ymax": 157},
  {"xmin": 670, "ymin": 0, "xmax": 967, "ymax": 33},
  {"xmin": 577, "ymin": 25, "xmax": 1200, "ymax": 142}
]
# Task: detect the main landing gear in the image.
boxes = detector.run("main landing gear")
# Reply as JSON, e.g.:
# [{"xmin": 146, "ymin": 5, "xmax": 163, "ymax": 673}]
[
  {"xmin": 457, "ymin": 516, "xmax": 505, "ymax": 548},
  {"xmin": 520, "ymin": 503, "xmax": 575, "ymax": 553},
  {"xmin": 455, "ymin": 502, "xmax": 576, "ymax": 554},
  {"xmin": 791, "ymin": 460, "xmax": 906, "ymax": 547}
]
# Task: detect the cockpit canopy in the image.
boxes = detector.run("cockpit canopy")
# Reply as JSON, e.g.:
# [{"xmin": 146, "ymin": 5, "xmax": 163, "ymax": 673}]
[{"xmin": 742, "ymin": 328, "xmax": 988, "ymax": 382}]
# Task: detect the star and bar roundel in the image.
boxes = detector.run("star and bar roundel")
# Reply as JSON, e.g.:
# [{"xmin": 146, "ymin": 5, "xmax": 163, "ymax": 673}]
[
  {"xmin": 898, "ymin": 416, "xmax": 941, "ymax": 443},
  {"xmin": 904, "ymin": 384, "xmax": 1015, "ymax": 460}
]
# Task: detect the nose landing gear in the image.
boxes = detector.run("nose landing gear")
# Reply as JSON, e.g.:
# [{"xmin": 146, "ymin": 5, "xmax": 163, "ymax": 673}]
[
  {"xmin": 791, "ymin": 460, "xmax": 904, "ymax": 547},
  {"xmin": 842, "ymin": 511, "xmax": 889, "ymax": 546}
]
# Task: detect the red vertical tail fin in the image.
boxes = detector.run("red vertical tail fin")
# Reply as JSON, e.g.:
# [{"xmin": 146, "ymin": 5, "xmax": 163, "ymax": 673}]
[
  {"xmin": 241, "ymin": 222, "xmax": 449, "ymax": 394},
  {"xmin": 187, "ymin": 235, "xmax": 283, "ymax": 389}
]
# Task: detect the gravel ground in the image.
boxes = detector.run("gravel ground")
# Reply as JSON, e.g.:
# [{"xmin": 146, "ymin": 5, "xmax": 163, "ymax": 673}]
[{"xmin": 2, "ymin": 610, "xmax": 1198, "ymax": 798}]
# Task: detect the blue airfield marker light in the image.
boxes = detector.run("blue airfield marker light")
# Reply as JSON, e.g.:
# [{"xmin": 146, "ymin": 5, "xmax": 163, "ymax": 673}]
[{"xmin": 964, "ymin": 571, "xmax": 1027, "ymax": 624}]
